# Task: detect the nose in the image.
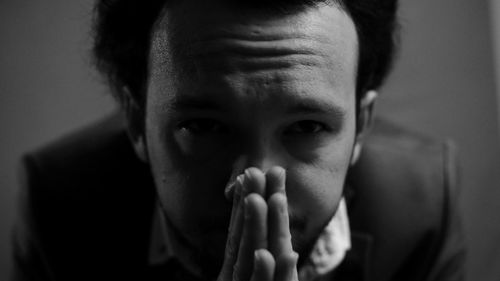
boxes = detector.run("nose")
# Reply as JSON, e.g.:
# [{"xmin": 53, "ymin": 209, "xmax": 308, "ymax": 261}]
[
  {"xmin": 227, "ymin": 136, "xmax": 284, "ymax": 176},
  {"xmin": 227, "ymin": 152, "xmax": 281, "ymax": 184},
  {"xmin": 226, "ymin": 155, "xmax": 276, "ymax": 186},
  {"xmin": 239, "ymin": 135, "xmax": 286, "ymax": 174},
  {"xmin": 224, "ymin": 136, "xmax": 286, "ymax": 201}
]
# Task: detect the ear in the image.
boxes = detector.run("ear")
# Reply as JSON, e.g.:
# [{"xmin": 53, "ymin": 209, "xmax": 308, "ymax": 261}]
[
  {"xmin": 123, "ymin": 87, "xmax": 149, "ymax": 163},
  {"xmin": 350, "ymin": 90, "xmax": 378, "ymax": 165}
]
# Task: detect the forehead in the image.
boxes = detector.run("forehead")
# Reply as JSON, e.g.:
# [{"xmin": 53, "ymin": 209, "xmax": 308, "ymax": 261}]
[
  {"xmin": 147, "ymin": 1, "xmax": 358, "ymax": 107},
  {"xmin": 151, "ymin": 2, "xmax": 357, "ymax": 66}
]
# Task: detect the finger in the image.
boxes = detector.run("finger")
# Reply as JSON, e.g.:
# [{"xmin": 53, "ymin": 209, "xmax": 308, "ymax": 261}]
[
  {"xmin": 228, "ymin": 175, "xmax": 244, "ymax": 233},
  {"xmin": 250, "ymin": 249, "xmax": 275, "ymax": 281},
  {"xmin": 224, "ymin": 176, "xmax": 237, "ymax": 201},
  {"xmin": 265, "ymin": 166, "xmax": 286, "ymax": 198},
  {"xmin": 234, "ymin": 193, "xmax": 268, "ymax": 281},
  {"xmin": 219, "ymin": 175, "xmax": 245, "ymax": 280},
  {"xmin": 224, "ymin": 156, "xmax": 248, "ymax": 200},
  {"xmin": 268, "ymin": 192, "xmax": 293, "ymax": 256},
  {"xmin": 275, "ymin": 252, "xmax": 299, "ymax": 281},
  {"xmin": 244, "ymin": 168, "xmax": 266, "ymax": 196}
]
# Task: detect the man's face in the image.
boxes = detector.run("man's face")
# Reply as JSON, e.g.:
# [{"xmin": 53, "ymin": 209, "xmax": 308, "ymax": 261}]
[{"xmin": 141, "ymin": 0, "xmax": 358, "ymax": 267}]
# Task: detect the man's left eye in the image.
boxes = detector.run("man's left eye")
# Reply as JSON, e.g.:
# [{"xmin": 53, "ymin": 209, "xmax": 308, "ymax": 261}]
[{"xmin": 283, "ymin": 120, "xmax": 328, "ymax": 136}]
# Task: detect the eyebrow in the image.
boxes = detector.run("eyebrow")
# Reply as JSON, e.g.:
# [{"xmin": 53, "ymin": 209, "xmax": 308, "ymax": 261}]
[
  {"xmin": 167, "ymin": 96, "xmax": 346, "ymax": 120},
  {"xmin": 166, "ymin": 97, "xmax": 229, "ymax": 112},
  {"xmin": 286, "ymin": 98, "xmax": 346, "ymax": 120}
]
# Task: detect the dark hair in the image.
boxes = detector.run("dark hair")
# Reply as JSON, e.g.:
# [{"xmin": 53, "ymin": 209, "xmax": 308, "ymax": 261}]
[{"xmin": 93, "ymin": 0, "xmax": 399, "ymax": 107}]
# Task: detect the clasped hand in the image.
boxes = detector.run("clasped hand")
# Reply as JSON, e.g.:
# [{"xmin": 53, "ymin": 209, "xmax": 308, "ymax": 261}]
[{"xmin": 218, "ymin": 167, "xmax": 299, "ymax": 281}]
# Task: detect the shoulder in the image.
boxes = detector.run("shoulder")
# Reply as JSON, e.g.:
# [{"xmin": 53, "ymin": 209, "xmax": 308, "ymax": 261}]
[
  {"xmin": 345, "ymin": 119, "xmax": 465, "ymax": 281},
  {"xmin": 24, "ymin": 112, "xmax": 132, "ymax": 180},
  {"xmin": 20, "ymin": 112, "xmax": 155, "ymax": 217},
  {"xmin": 349, "ymin": 119, "xmax": 458, "ymax": 224},
  {"xmin": 14, "ymin": 113, "xmax": 156, "ymax": 280}
]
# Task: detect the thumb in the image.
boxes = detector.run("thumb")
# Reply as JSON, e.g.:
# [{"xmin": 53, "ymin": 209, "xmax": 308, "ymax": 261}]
[{"xmin": 218, "ymin": 175, "xmax": 244, "ymax": 280}]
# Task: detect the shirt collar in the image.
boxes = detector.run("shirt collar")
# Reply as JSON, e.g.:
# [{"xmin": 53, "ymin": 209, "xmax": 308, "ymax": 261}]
[
  {"xmin": 148, "ymin": 204, "xmax": 204, "ymax": 278},
  {"xmin": 298, "ymin": 197, "xmax": 351, "ymax": 281}
]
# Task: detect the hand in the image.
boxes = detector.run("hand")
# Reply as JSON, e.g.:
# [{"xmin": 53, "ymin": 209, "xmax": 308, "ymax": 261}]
[{"xmin": 218, "ymin": 167, "xmax": 299, "ymax": 281}]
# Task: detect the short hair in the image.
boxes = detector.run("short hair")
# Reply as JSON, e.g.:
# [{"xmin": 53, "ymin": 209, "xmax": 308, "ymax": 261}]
[{"xmin": 92, "ymin": 0, "xmax": 399, "ymax": 108}]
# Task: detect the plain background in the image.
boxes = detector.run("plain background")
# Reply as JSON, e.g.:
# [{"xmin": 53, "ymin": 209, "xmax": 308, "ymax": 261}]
[{"xmin": 1, "ymin": 0, "xmax": 499, "ymax": 280}]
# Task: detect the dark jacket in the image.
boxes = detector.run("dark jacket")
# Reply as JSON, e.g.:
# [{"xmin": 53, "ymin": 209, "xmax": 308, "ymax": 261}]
[{"xmin": 11, "ymin": 113, "xmax": 466, "ymax": 281}]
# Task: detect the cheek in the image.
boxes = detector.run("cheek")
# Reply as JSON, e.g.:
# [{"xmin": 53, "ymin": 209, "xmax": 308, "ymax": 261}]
[
  {"xmin": 285, "ymin": 135, "xmax": 354, "ymax": 232},
  {"xmin": 172, "ymin": 130, "xmax": 236, "ymax": 165},
  {"xmin": 145, "ymin": 119, "xmax": 234, "ymax": 231},
  {"xmin": 286, "ymin": 162, "xmax": 346, "ymax": 221}
]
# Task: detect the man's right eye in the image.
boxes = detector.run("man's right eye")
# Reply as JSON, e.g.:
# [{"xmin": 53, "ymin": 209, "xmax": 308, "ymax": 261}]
[{"xmin": 178, "ymin": 119, "xmax": 227, "ymax": 135}]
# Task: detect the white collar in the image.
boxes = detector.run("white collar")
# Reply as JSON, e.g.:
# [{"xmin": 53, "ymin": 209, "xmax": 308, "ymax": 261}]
[{"xmin": 298, "ymin": 197, "xmax": 351, "ymax": 281}]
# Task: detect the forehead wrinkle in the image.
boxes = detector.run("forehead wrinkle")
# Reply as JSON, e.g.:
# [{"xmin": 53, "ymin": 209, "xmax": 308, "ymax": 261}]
[
  {"xmin": 189, "ymin": 38, "xmax": 321, "ymax": 58},
  {"xmin": 175, "ymin": 34, "xmax": 335, "ymax": 80},
  {"xmin": 178, "ymin": 19, "xmax": 353, "ymax": 62},
  {"xmin": 189, "ymin": 51, "xmax": 351, "ymax": 97},
  {"xmin": 149, "ymin": 1, "xmax": 358, "ymax": 72},
  {"xmin": 160, "ymin": 1, "xmax": 358, "ymax": 64},
  {"xmin": 225, "ymin": 70, "xmax": 351, "ymax": 112},
  {"xmin": 147, "ymin": 2, "xmax": 358, "ymax": 107}
]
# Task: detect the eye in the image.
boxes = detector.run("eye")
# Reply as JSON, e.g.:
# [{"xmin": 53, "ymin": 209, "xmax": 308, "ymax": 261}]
[
  {"xmin": 178, "ymin": 119, "xmax": 227, "ymax": 135},
  {"xmin": 284, "ymin": 120, "xmax": 327, "ymax": 136}
]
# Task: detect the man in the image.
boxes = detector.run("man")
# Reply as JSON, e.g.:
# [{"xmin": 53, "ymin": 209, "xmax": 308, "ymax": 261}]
[{"xmin": 12, "ymin": 0, "xmax": 465, "ymax": 280}]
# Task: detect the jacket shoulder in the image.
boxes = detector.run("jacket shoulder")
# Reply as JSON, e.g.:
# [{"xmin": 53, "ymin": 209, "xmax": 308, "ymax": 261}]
[
  {"xmin": 13, "ymin": 113, "xmax": 156, "ymax": 280},
  {"xmin": 345, "ymin": 119, "xmax": 464, "ymax": 281},
  {"xmin": 27, "ymin": 112, "xmax": 129, "ymax": 175}
]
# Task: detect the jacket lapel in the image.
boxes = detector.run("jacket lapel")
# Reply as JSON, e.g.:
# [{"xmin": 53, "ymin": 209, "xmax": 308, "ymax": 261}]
[{"xmin": 332, "ymin": 231, "xmax": 373, "ymax": 281}]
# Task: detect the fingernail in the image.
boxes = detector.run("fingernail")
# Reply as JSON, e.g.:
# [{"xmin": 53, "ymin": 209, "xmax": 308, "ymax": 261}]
[
  {"xmin": 244, "ymin": 168, "xmax": 253, "ymax": 181},
  {"xmin": 237, "ymin": 174, "xmax": 244, "ymax": 186},
  {"xmin": 269, "ymin": 166, "xmax": 286, "ymax": 193},
  {"xmin": 244, "ymin": 169, "xmax": 254, "ymax": 193},
  {"xmin": 224, "ymin": 182, "xmax": 234, "ymax": 201},
  {"xmin": 254, "ymin": 249, "xmax": 265, "ymax": 262},
  {"xmin": 277, "ymin": 166, "xmax": 286, "ymax": 177}
]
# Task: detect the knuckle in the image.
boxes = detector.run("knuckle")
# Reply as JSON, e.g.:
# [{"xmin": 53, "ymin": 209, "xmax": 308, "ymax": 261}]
[
  {"xmin": 232, "ymin": 264, "xmax": 242, "ymax": 281},
  {"xmin": 225, "ymin": 242, "xmax": 236, "ymax": 258}
]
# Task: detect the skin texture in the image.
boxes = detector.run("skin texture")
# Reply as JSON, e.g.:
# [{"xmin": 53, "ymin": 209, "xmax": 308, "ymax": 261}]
[{"xmin": 128, "ymin": 1, "xmax": 371, "ymax": 280}]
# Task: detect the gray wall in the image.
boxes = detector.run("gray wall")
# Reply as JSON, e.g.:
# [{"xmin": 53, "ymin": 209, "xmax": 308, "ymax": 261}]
[
  {"xmin": 378, "ymin": 1, "xmax": 500, "ymax": 280},
  {"xmin": 0, "ymin": 1, "xmax": 499, "ymax": 280},
  {"xmin": 491, "ymin": 0, "xmax": 500, "ymax": 133},
  {"xmin": 0, "ymin": 0, "xmax": 115, "ymax": 277}
]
